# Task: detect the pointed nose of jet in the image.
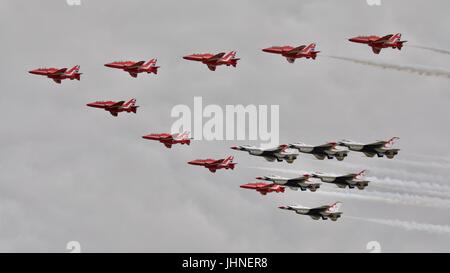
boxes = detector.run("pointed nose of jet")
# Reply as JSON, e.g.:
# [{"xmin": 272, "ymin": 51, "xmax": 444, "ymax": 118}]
[
  {"xmin": 86, "ymin": 102, "xmax": 96, "ymax": 107},
  {"xmin": 262, "ymin": 47, "xmax": 279, "ymax": 53},
  {"xmin": 182, "ymin": 54, "xmax": 198, "ymax": 61},
  {"xmin": 104, "ymin": 62, "xmax": 116, "ymax": 68},
  {"xmin": 28, "ymin": 69, "xmax": 39, "ymax": 75},
  {"xmin": 348, "ymin": 37, "xmax": 363, "ymax": 43},
  {"xmin": 230, "ymin": 146, "xmax": 239, "ymax": 150},
  {"xmin": 187, "ymin": 160, "xmax": 197, "ymax": 165},
  {"xmin": 255, "ymin": 176, "xmax": 264, "ymax": 180},
  {"xmin": 278, "ymin": 206, "xmax": 287, "ymax": 210},
  {"xmin": 142, "ymin": 134, "xmax": 157, "ymax": 140}
]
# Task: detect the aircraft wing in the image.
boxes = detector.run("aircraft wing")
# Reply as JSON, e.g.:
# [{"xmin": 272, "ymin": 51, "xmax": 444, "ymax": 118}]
[
  {"xmin": 207, "ymin": 65, "xmax": 217, "ymax": 71},
  {"xmin": 128, "ymin": 72, "xmax": 138, "ymax": 78},
  {"xmin": 109, "ymin": 111, "xmax": 118, "ymax": 117},
  {"xmin": 127, "ymin": 61, "xmax": 145, "ymax": 69},
  {"xmin": 206, "ymin": 52, "xmax": 226, "ymax": 63},
  {"xmin": 107, "ymin": 101, "xmax": 125, "ymax": 109},
  {"xmin": 50, "ymin": 68, "xmax": 68, "ymax": 75},
  {"xmin": 372, "ymin": 47, "xmax": 382, "ymax": 54},
  {"xmin": 52, "ymin": 78, "xmax": 62, "ymax": 84},
  {"xmin": 286, "ymin": 45, "xmax": 306, "ymax": 55},
  {"xmin": 373, "ymin": 34, "xmax": 393, "ymax": 45}
]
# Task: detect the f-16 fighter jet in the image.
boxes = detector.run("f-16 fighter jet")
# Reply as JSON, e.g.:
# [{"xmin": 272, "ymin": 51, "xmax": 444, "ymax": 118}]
[
  {"xmin": 182, "ymin": 51, "xmax": 239, "ymax": 71},
  {"xmin": 29, "ymin": 65, "xmax": 81, "ymax": 84},
  {"xmin": 230, "ymin": 144, "xmax": 299, "ymax": 164},
  {"xmin": 188, "ymin": 156, "xmax": 236, "ymax": 173},
  {"xmin": 313, "ymin": 170, "xmax": 370, "ymax": 190},
  {"xmin": 104, "ymin": 59, "xmax": 159, "ymax": 78},
  {"xmin": 289, "ymin": 141, "xmax": 349, "ymax": 161},
  {"xmin": 256, "ymin": 174, "xmax": 321, "ymax": 192},
  {"xmin": 279, "ymin": 202, "xmax": 343, "ymax": 221},
  {"xmin": 86, "ymin": 99, "xmax": 138, "ymax": 117},
  {"xmin": 240, "ymin": 183, "xmax": 285, "ymax": 195},
  {"xmin": 262, "ymin": 43, "xmax": 320, "ymax": 63},
  {"xmin": 338, "ymin": 137, "xmax": 400, "ymax": 159},
  {"xmin": 348, "ymin": 33, "xmax": 407, "ymax": 54},
  {"xmin": 142, "ymin": 131, "xmax": 191, "ymax": 148}
]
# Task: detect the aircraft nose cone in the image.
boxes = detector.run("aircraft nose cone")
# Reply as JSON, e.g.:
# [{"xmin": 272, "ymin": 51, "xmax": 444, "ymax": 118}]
[
  {"xmin": 262, "ymin": 47, "xmax": 272, "ymax": 52},
  {"xmin": 230, "ymin": 146, "xmax": 238, "ymax": 150},
  {"xmin": 183, "ymin": 55, "xmax": 196, "ymax": 61},
  {"xmin": 86, "ymin": 103, "xmax": 95, "ymax": 107},
  {"xmin": 278, "ymin": 206, "xmax": 287, "ymax": 209},
  {"xmin": 255, "ymin": 177, "xmax": 264, "ymax": 180},
  {"xmin": 28, "ymin": 70, "xmax": 38, "ymax": 74},
  {"xmin": 104, "ymin": 63, "xmax": 115, "ymax": 68}
]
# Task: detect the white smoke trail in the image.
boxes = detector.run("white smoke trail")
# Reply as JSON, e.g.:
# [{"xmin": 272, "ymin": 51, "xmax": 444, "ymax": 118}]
[
  {"xmin": 408, "ymin": 45, "xmax": 450, "ymax": 55},
  {"xmin": 347, "ymin": 216, "xmax": 450, "ymax": 235},
  {"xmin": 326, "ymin": 55, "xmax": 450, "ymax": 79},
  {"xmin": 316, "ymin": 188, "xmax": 450, "ymax": 210}
]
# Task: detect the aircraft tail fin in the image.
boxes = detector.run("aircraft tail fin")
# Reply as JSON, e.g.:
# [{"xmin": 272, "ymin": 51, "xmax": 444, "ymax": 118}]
[
  {"xmin": 327, "ymin": 202, "xmax": 343, "ymax": 213},
  {"xmin": 143, "ymin": 58, "xmax": 157, "ymax": 69},
  {"xmin": 66, "ymin": 65, "xmax": 80, "ymax": 76},
  {"xmin": 221, "ymin": 155, "xmax": 234, "ymax": 166},
  {"xmin": 385, "ymin": 137, "xmax": 400, "ymax": 147},
  {"xmin": 124, "ymin": 98, "xmax": 137, "ymax": 109}
]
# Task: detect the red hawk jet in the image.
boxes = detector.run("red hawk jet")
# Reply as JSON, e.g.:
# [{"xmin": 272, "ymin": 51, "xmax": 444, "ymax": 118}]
[
  {"xmin": 142, "ymin": 131, "xmax": 191, "ymax": 148},
  {"xmin": 183, "ymin": 51, "xmax": 239, "ymax": 71},
  {"xmin": 86, "ymin": 98, "xmax": 138, "ymax": 117},
  {"xmin": 188, "ymin": 156, "xmax": 236, "ymax": 173},
  {"xmin": 240, "ymin": 183, "xmax": 285, "ymax": 195},
  {"xmin": 348, "ymin": 33, "xmax": 407, "ymax": 54},
  {"xmin": 104, "ymin": 59, "xmax": 159, "ymax": 78},
  {"xmin": 28, "ymin": 65, "xmax": 81, "ymax": 84},
  {"xmin": 262, "ymin": 43, "xmax": 320, "ymax": 63}
]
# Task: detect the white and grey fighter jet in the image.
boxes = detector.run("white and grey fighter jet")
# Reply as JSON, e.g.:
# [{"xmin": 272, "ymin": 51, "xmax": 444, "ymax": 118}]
[
  {"xmin": 279, "ymin": 202, "xmax": 343, "ymax": 221},
  {"xmin": 289, "ymin": 141, "xmax": 349, "ymax": 161},
  {"xmin": 338, "ymin": 137, "xmax": 400, "ymax": 159},
  {"xmin": 256, "ymin": 174, "xmax": 321, "ymax": 192},
  {"xmin": 313, "ymin": 170, "xmax": 370, "ymax": 190},
  {"xmin": 230, "ymin": 144, "xmax": 299, "ymax": 164}
]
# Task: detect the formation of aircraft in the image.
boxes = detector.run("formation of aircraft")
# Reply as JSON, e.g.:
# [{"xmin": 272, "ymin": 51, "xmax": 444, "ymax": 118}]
[
  {"xmin": 104, "ymin": 58, "xmax": 159, "ymax": 78},
  {"xmin": 279, "ymin": 202, "xmax": 343, "ymax": 221},
  {"xmin": 86, "ymin": 99, "xmax": 138, "ymax": 117},
  {"xmin": 262, "ymin": 43, "xmax": 320, "ymax": 63},
  {"xmin": 230, "ymin": 144, "xmax": 299, "ymax": 164},
  {"xmin": 142, "ymin": 131, "xmax": 191, "ymax": 148},
  {"xmin": 183, "ymin": 51, "xmax": 240, "ymax": 71},
  {"xmin": 29, "ymin": 65, "xmax": 81, "ymax": 84},
  {"xmin": 348, "ymin": 33, "xmax": 407, "ymax": 54},
  {"xmin": 240, "ymin": 183, "xmax": 285, "ymax": 195},
  {"xmin": 29, "ymin": 34, "xmax": 407, "ymax": 221},
  {"xmin": 338, "ymin": 137, "xmax": 400, "ymax": 159},
  {"xmin": 188, "ymin": 156, "xmax": 236, "ymax": 173},
  {"xmin": 256, "ymin": 174, "xmax": 321, "ymax": 192},
  {"xmin": 289, "ymin": 141, "xmax": 349, "ymax": 161},
  {"xmin": 313, "ymin": 170, "xmax": 369, "ymax": 190}
]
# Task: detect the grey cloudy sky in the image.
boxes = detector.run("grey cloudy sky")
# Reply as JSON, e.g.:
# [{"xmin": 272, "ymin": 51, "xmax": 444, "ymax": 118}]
[{"xmin": 0, "ymin": 0, "xmax": 449, "ymax": 252}]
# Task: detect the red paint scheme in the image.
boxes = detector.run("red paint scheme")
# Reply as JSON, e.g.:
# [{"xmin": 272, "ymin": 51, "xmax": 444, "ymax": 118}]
[
  {"xmin": 183, "ymin": 51, "xmax": 240, "ymax": 71},
  {"xmin": 29, "ymin": 65, "xmax": 82, "ymax": 84},
  {"xmin": 262, "ymin": 43, "xmax": 319, "ymax": 63},
  {"xmin": 348, "ymin": 33, "xmax": 407, "ymax": 54},
  {"xmin": 86, "ymin": 98, "xmax": 138, "ymax": 117},
  {"xmin": 188, "ymin": 156, "xmax": 236, "ymax": 173},
  {"xmin": 142, "ymin": 131, "xmax": 191, "ymax": 148},
  {"xmin": 104, "ymin": 59, "xmax": 160, "ymax": 78},
  {"xmin": 240, "ymin": 182, "xmax": 285, "ymax": 195}
]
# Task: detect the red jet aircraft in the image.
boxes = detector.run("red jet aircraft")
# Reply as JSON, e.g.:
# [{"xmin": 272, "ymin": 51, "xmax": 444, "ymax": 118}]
[
  {"xmin": 240, "ymin": 183, "xmax": 285, "ymax": 195},
  {"xmin": 183, "ymin": 51, "xmax": 239, "ymax": 71},
  {"xmin": 86, "ymin": 98, "xmax": 138, "ymax": 117},
  {"xmin": 29, "ymin": 65, "xmax": 81, "ymax": 84},
  {"xmin": 104, "ymin": 59, "xmax": 159, "ymax": 78},
  {"xmin": 188, "ymin": 156, "xmax": 236, "ymax": 173},
  {"xmin": 348, "ymin": 33, "xmax": 407, "ymax": 54},
  {"xmin": 262, "ymin": 43, "xmax": 319, "ymax": 63},
  {"xmin": 142, "ymin": 131, "xmax": 191, "ymax": 148}
]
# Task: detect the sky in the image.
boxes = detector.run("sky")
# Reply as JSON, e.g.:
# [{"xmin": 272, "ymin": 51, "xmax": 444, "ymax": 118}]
[{"xmin": 0, "ymin": 0, "xmax": 449, "ymax": 252}]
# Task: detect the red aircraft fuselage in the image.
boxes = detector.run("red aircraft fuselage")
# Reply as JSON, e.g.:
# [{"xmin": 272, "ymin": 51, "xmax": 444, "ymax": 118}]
[
  {"xmin": 142, "ymin": 132, "xmax": 191, "ymax": 148},
  {"xmin": 240, "ymin": 183, "xmax": 285, "ymax": 195},
  {"xmin": 348, "ymin": 33, "xmax": 406, "ymax": 54},
  {"xmin": 86, "ymin": 99, "xmax": 138, "ymax": 117},
  {"xmin": 183, "ymin": 51, "xmax": 240, "ymax": 71},
  {"xmin": 188, "ymin": 156, "xmax": 236, "ymax": 173},
  {"xmin": 104, "ymin": 59, "xmax": 159, "ymax": 78},
  {"xmin": 29, "ymin": 65, "xmax": 82, "ymax": 84},
  {"xmin": 262, "ymin": 43, "xmax": 319, "ymax": 63}
]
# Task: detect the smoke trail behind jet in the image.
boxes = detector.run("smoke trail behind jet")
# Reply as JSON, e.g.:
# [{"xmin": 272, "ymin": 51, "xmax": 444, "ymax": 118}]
[
  {"xmin": 347, "ymin": 216, "xmax": 450, "ymax": 235},
  {"xmin": 326, "ymin": 55, "xmax": 450, "ymax": 79},
  {"xmin": 408, "ymin": 45, "xmax": 450, "ymax": 55}
]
